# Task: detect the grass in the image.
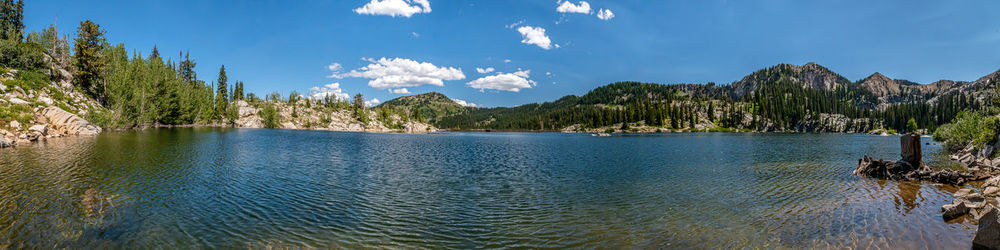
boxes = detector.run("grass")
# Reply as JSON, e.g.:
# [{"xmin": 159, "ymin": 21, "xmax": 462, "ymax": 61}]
[{"xmin": 0, "ymin": 104, "xmax": 34, "ymax": 130}]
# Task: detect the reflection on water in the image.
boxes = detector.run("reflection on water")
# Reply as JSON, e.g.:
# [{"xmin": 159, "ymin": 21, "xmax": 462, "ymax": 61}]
[{"xmin": 0, "ymin": 129, "xmax": 979, "ymax": 248}]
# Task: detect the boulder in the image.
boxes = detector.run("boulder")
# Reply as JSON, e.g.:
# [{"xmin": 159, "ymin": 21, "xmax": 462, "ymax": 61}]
[
  {"xmin": 25, "ymin": 131, "xmax": 41, "ymax": 141},
  {"xmin": 0, "ymin": 137, "xmax": 11, "ymax": 148},
  {"xmin": 9, "ymin": 120, "xmax": 19, "ymax": 129},
  {"xmin": 958, "ymin": 194, "xmax": 988, "ymax": 209},
  {"xmin": 27, "ymin": 124, "xmax": 47, "ymax": 136},
  {"xmin": 976, "ymin": 205, "xmax": 1000, "ymax": 249},
  {"xmin": 987, "ymin": 187, "xmax": 1000, "ymax": 197},
  {"xmin": 36, "ymin": 106, "xmax": 101, "ymax": 135},
  {"xmin": 957, "ymin": 188, "xmax": 975, "ymax": 197},
  {"xmin": 8, "ymin": 97, "xmax": 29, "ymax": 105},
  {"xmin": 988, "ymin": 177, "xmax": 1000, "ymax": 188},
  {"xmin": 943, "ymin": 202, "xmax": 971, "ymax": 221}
]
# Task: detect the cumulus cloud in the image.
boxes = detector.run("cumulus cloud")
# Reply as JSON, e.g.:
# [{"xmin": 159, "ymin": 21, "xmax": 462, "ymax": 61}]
[
  {"xmin": 597, "ymin": 8, "xmax": 615, "ymax": 20},
  {"xmin": 451, "ymin": 98, "xmax": 477, "ymax": 107},
  {"xmin": 309, "ymin": 83, "xmax": 351, "ymax": 100},
  {"xmin": 476, "ymin": 67, "xmax": 495, "ymax": 74},
  {"xmin": 331, "ymin": 57, "xmax": 465, "ymax": 89},
  {"xmin": 390, "ymin": 88, "xmax": 411, "ymax": 94},
  {"xmin": 504, "ymin": 59, "xmax": 512, "ymax": 63},
  {"xmin": 517, "ymin": 26, "xmax": 553, "ymax": 50},
  {"xmin": 364, "ymin": 98, "xmax": 381, "ymax": 107},
  {"xmin": 556, "ymin": 1, "xmax": 591, "ymax": 14},
  {"xmin": 411, "ymin": 32, "xmax": 420, "ymax": 38},
  {"xmin": 466, "ymin": 69, "xmax": 536, "ymax": 92},
  {"xmin": 354, "ymin": 0, "xmax": 431, "ymax": 18}
]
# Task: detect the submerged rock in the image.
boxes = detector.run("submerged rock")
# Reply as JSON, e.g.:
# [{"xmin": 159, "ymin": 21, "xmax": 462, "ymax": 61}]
[{"xmin": 943, "ymin": 202, "xmax": 971, "ymax": 221}]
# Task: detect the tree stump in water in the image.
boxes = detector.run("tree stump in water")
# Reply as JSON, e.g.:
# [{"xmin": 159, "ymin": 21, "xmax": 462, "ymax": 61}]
[
  {"xmin": 901, "ymin": 133, "xmax": 922, "ymax": 168},
  {"xmin": 854, "ymin": 133, "xmax": 973, "ymax": 185}
]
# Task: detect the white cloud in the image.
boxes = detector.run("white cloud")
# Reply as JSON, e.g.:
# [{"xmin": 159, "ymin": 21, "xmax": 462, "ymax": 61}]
[
  {"xmin": 476, "ymin": 67, "xmax": 495, "ymax": 74},
  {"xmin": 466, "ymin": 69, "xmax": 536, "ymax": 92},
  {"xmin": 331, "ymin": 57, "xmax": 466, "ymax": 89},
  {"xmin": 390, "ymin": 88, "xmax": 411, "ymax": 94},
  {"xmin": 517, "ymin": 26, "xmax": 553, "ymax": 50},
  {"xmin": 364, "ymin": 98, "xmax": 381, "ymax": 107},
  {"xmin": 556, "ymin": 1, "xmax": 591, "ymax": 14},
  {"xmin": 411, "ymin": 32, "xmax": 420, "ymax": 38},
  {"xmin": 504, "ymin": 59, "xmax": 512, "ymax": 63},
  {"xmin": 451, "ymin": 98, "xmax": 478, "ymax": 107},
  {"xmin": 505, "ymin": 20, "xmax": 525, "ymax": 29},
  {"xmin": 597, "ymin": 8, "xmax": 615, "ymax": 20},
  {"xmin": 328, "ymin": 63, "xmax": 343, "ymax": 72},
  {"xmin": 512, "ymin": 69, "xmax": 531, "ymax": 78},
  {"xmin": 309, "ymin": 83, "xmax": 351, "ymax": 100},
  {"xmin": 354, "ymin": 0, "xmax": 431, "ymax": 18}
]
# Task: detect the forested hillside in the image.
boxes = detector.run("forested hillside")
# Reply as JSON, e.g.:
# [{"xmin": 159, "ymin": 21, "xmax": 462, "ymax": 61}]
[{"xmin": 429, "ymin": 63, "xmax": 993, "ymax": 133}]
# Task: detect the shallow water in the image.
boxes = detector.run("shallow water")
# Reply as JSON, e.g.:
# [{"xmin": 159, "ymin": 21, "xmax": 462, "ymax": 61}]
[{"xmin": 0, "ymin": 128, "xmax": 977, "ymax": 248}]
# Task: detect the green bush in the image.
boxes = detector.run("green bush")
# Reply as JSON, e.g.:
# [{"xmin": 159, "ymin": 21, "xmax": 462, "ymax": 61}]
[
  {"xmin": 0, "ymin": 39, "xmax": 47, "ymax": 71},
  {"xmin": 933, "ymin": 111, "xmax": 1000, "ymax": 152},
  {"xmin": 83, "ymin": 109, "xmax": 114, "ymax": 129},
  {"xmin": 3, "ymin": 69, "xmax": 50, "ymax": 92},
  {"xmin": 259, "ymin": 103, "xmax": 280, "ymax": 128}
]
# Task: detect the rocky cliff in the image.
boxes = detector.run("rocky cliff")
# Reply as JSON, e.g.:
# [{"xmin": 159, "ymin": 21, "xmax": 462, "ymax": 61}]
[{"xmin": 234, "ymin": 100, "xmax": 436, "ymax": 133}]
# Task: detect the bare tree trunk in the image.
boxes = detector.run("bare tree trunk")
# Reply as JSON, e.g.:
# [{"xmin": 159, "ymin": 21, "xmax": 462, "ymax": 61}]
[{"xmin": 901, "ymin": 133, "xmax": 922, "ymax": 168}]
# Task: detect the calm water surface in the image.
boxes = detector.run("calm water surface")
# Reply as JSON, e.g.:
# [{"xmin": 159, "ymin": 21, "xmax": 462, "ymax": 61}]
[{"xmin": 0, "ymin": 128, "xmax": 977, "ymax": 248}]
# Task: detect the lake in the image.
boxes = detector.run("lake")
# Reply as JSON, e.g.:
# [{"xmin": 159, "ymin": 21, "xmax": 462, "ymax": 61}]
[{"xmin": 0, "ymin": 128, "xmax": 976, "ymax": 248}]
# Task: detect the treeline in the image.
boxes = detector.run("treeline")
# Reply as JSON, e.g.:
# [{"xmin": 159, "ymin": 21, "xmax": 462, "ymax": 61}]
[{"xmin": 436, "ymin": 79, "xmax": 979, "ymax": 133}]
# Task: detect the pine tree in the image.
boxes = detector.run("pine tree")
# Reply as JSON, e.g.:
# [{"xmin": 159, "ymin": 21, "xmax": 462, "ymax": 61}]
[
  {"xmin": 73, "ymin": 20, "xmax": 107, "ymax": 102},
  {"xmin": 0, "ymin": 0, "xmax": 24, "ymax": 40},
  {"xmin": 215, "ymin": 65, "xmax": 229, "ymax": 121}
]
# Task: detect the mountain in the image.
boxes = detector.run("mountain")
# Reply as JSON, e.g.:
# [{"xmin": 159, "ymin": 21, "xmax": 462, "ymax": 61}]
[
  {"xmin": 730, "ymin": 62, "xmax": 853, "ymax": 97},
  {"xmin": 426, "ymin": 62, "xmax": 992, "ymax": 133},
  {"xmin": 858, "ymin": 72, "xmax": 968, "ymax": 108},
  {"xmin": 378, "ymin": 92, "xmax": 467, "ymax": 122}
]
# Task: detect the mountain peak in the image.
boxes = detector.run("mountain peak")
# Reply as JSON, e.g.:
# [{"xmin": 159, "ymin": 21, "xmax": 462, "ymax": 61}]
[{"xmin": 729, "ymin": 62, "xmax": 850, "ymax": 97}]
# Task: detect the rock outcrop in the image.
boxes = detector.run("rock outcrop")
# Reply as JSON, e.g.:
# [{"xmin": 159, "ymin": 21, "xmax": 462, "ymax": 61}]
[
  {"xmin": 794, "ymin": 113, "xmax": 880, "ymax": 133},
  {"xmin": 36, "ymin": 106, "xmax": 101, "ymax": 135},
  {"xmin": 232, "ymin": 100, "xmax": 437, "ymax": 133}
]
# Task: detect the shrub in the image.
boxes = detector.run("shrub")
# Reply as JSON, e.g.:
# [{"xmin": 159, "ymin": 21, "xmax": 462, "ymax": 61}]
[
  {"xmin": 933, "ymin": 111, "xmax": 1000, "ymax": 152},
  {"xmin": 259, "ymin": 103, "xmax": 280, "ymax": 128},
  {"xmin": 3, "ymin": 69, "xmax": 49, "ymax": 92},
  {"xmin": 83, "ymin": 109, "xmax": 114, "ymax": 129},
  {"xmin": 0, "ymin": 39, "xmax": 46, "ymax": 71}
]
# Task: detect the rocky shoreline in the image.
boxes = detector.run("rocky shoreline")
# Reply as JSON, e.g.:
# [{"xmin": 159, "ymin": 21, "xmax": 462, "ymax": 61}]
[{"xmin": 854, "ymin": 134, "xmax": 1000, "ymax": 249}]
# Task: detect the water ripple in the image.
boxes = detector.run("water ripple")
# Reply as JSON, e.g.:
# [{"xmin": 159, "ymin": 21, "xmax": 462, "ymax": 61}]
[{"xmin": 0, "ymin": 130, "xmax": 977, "ymax": 248}]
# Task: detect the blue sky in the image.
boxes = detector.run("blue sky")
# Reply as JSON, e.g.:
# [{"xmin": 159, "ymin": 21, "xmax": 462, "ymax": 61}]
[{"xmin": 23, "ymin": 0, "xmax": 1000, "ymax": 107}]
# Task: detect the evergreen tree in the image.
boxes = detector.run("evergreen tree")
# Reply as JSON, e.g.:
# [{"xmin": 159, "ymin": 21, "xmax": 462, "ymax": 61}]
[
  {"xmin": 215, "ymin": 65, "xmax": 229, "ymax": 121},
  {"xmin": 0, "ymin": 0, "xmax": 24, "ymax": 40},
  {"xmin": 73, "ymin": 20, "xmax": 107, "ymax": 102}
]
